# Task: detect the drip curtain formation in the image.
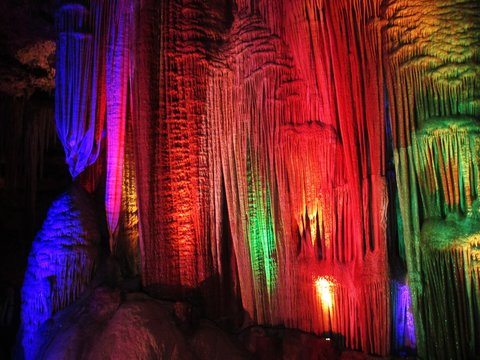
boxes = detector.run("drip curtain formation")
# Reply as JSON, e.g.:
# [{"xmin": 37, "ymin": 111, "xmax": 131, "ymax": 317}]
[{"xmin": 24, "ymin": 0, "xmax": 480, "ymax": 358}]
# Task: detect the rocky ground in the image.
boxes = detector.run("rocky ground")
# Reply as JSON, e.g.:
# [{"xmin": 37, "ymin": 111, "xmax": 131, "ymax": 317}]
[{"xmin": 27, "ymin": 282, "xmax": 411, "ymax": 360}]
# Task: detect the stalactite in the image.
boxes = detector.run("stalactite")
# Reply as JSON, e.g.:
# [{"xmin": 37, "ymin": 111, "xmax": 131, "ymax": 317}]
[
  {"xmin": 413, "ymin": 120, "xmax": 480, "ymax": 218},
  {"xmin": 0, "ymin": 95, "xmax": 57, "ymax": 228},
  {"xmin": 75, "ymin": 0, "xmax": 110, "ymax": 194},
  {"xmin": 55, "ymin": 3, "xmax": 103, "ymax": 179},
  {"xmin": 384, "ymin": 0, "xmax": 480, "ymax": 357},
  {"xmin": 104, "ymin": 0, "xmax": 132, "ymax": 248},
  {"xmin": 115, "ymin": 107, "xmax": 140, "ymax": 276},
  {"xmin": 131, "ymin": 0, "xmax": 228, "ymax": 295},
  {"xmin": 209, "ymin": 0, "xmax": 389, "ymax": 353},
  {"xmin": 419, "ymin": 237, "xmax": 480, "ymax": 359},
  {"xmin": 129, "ymin": 0, "xmax": 159, "ymax": 289},
  {"xmin": 24, "ymin": 104, "xmax": 55, "ymax": 209},
  {"xmin": 55, "ymin": 0, "xmax": 135, "ymax": 250},
  {"xmin": 276, "ymin": 123, "xmax": 344, "ymax": 262},
  {"xmin": 23, "ymin": 0, "xmax": 480, "ymax": 357},
  {"xmin": 211, "ymin": 13, "xmax": 298, "ymax": 325}
]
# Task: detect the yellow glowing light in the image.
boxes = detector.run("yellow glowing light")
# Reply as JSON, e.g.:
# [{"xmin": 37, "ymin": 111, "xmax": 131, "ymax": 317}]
[{"xmin": 315, "ymin": 277, "xmax": 333, "ymax": 308}]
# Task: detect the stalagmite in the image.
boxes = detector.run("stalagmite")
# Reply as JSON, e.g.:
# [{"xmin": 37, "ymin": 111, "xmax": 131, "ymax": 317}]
[{"xmin": 20, "ymin": 186, "xmax": 101, "ymax": 360}]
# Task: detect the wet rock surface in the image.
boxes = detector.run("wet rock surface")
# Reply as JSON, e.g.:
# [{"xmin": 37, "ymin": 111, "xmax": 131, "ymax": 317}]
[
  {"xmin": 34, "ymin": 288, "xmax": 248, "ymax": 360},
  {"xmin": 0, "ymin": 0, "xmax": 56, "ymax": 96},
  {"xmin": 32, "ymin": 286, "xmax": 393, "ymax": 360}
]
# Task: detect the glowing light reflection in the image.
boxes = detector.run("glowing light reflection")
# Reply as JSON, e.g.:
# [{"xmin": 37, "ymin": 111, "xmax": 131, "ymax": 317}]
[
  {"xmin": 315, "ymin": 277, "xmax": 334, "ymax": 309},
  {"xmin": 393, "ymin": 281, "xmax": 416, "ymax": 351}
]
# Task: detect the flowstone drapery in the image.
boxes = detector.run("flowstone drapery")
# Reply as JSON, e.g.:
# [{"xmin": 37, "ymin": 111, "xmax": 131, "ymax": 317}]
[
  {"xmin": 20, "ymin": 186, "xmax": 101, "ymax": 360},
  {"xmin": 384, "ymin": 0, "xmax": 480, "ymax": 358},
  {"xmin": 20, "ymin": 0, "xmax": 480, "ymax": 358}
]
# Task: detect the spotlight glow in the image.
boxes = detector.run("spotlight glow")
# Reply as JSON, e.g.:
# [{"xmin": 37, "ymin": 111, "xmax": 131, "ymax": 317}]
[{"xmin": 315, "ymin": 277, "xmax": 334, "ymax": 309}]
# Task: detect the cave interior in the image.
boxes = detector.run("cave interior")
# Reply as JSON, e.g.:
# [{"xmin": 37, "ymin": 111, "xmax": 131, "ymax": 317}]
[{"xmin": 0, "ymin": 0, "xmax": 479, "ymax": 359}]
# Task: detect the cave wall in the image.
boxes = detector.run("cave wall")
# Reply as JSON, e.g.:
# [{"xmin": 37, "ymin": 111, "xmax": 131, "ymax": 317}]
[
  {"xmin": 130, "ymin": 0, "xmax": 390, "ymax": 354},
  {"xmin": 15, "ymin": 0, "xmax": 480, "ymax": 358},
  {"xmin": 384, "ymin": 0, "xmax": 480, "ymax": 357},
  {"xmin": 0, "ymin": 2, "xmax": 72, "ymax": 356}
]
